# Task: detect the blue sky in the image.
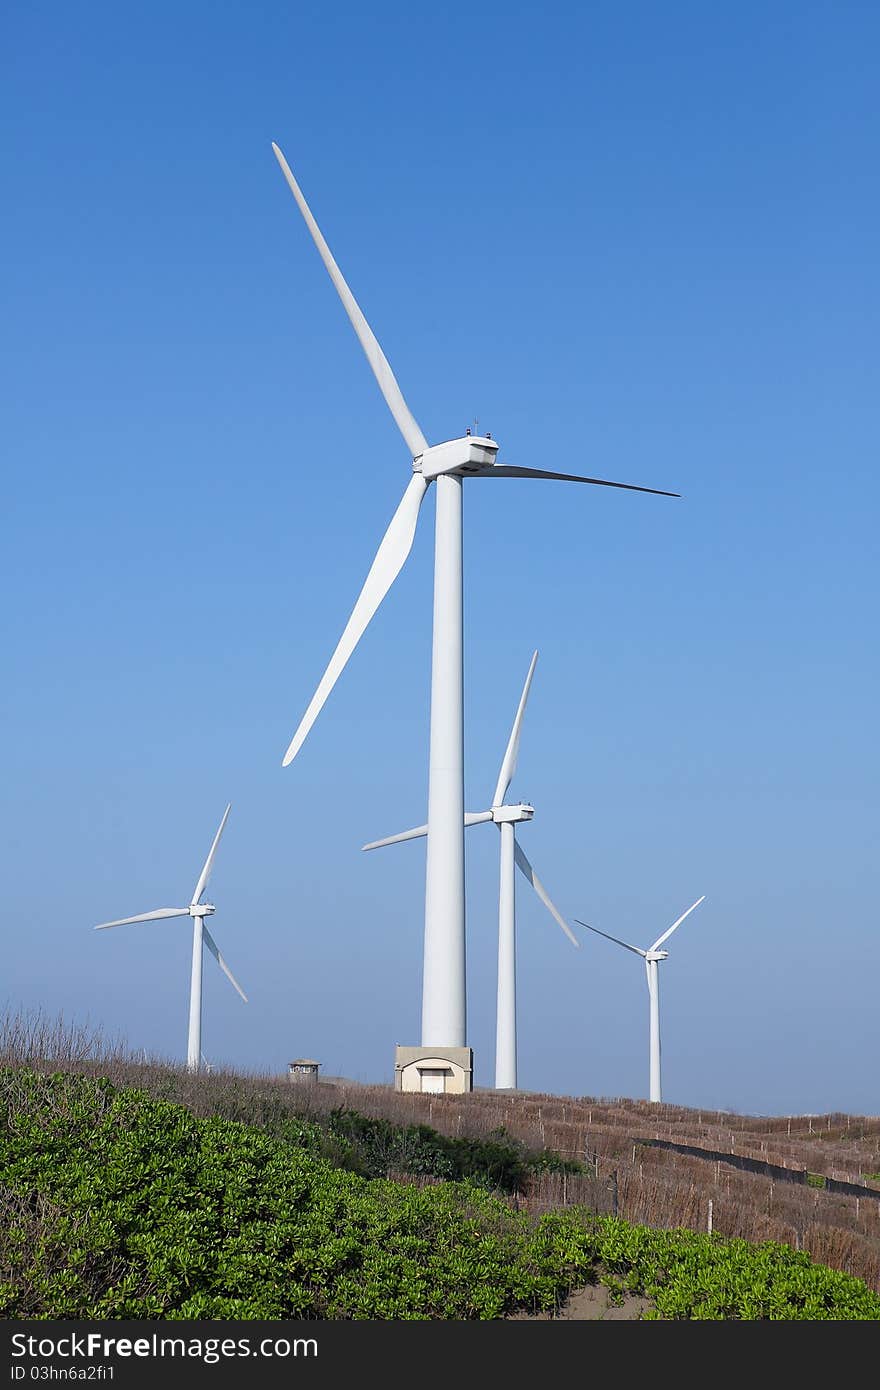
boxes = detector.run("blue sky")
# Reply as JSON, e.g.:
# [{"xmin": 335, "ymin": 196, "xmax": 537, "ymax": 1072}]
[{"xmin": 2, "ymin": 2, "xmax": 877, "ymax": 1114}]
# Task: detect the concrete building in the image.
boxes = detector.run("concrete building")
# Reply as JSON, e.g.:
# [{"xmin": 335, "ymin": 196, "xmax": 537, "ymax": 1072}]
[
  {"xmin": 394, "ymin": 1045, "xmax": 473, "ymax": 1094},
  {"xmin": 288, "ymin": 1058, "xmax": 321, "ymax": 1083}
]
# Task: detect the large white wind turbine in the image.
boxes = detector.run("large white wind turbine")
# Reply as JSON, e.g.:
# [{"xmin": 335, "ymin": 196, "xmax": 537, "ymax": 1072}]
[
  {"xmin": 94, "ymin": 805, "xmax": 247, "ymax": 1071},
  {"xmin": 272, "ymin": 142, "xmax": 678, "ymax": 1056},
  {"xmin": 363, "ymin": 650, "xmax": 578, "ymax": 1090},
  {"xmin": 574, "ymin": 896, "xmax": 706, "ymax": 1103}
]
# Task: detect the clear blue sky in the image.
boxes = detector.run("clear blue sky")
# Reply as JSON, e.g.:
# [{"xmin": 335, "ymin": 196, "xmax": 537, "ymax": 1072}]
[{"xmin": 2, "ymin": 2, "xmax": 877, "ymax": 1114}]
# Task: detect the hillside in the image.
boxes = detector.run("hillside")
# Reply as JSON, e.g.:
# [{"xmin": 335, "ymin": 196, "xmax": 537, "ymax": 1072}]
[
  {"xmin": 317, "ymin": 1078, "xmax": 880, "ymax": 1291},
  {"xmin": 3, "ymin": 1012, "xmax": 879, "ymax": 1304},
  {"xmin": 2, "ymin": 1066, "xmax": 879, "ymax": 1320}
]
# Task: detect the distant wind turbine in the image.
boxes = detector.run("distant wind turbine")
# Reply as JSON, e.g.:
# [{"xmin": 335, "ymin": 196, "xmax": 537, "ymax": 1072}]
[
  {"xmin": 271, "ymin": 143, "xmax": 678, "ymax": 1059},
  {"xmin": 574, "ymin": 896, "xmax": 706, "ymax": 1103},
  {"xmin": 363, "ymin": 650, "xmax": 578, "ymax": 1090},
  {"xmin": 94, "ymin": 805, "xmax": 247, "ymax": 1071}
]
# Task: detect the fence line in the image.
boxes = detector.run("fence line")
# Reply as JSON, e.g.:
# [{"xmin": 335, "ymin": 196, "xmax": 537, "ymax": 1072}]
[{"xmin": 635, "ymin": 1137, "xmax": 880, "ymax": 1203}]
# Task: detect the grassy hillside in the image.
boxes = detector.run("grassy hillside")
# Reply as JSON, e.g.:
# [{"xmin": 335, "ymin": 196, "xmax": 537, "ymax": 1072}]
[
  {"xmin": 2, "ymin": 1067, "xmax": 879, "ymax": 1320},
  {"xmin": 2, "ymin": 1012, "xmax": 879, "ymax": 1295}
]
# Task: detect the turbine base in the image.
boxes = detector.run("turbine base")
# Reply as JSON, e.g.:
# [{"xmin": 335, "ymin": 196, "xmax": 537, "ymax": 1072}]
[{"xmin": 394, "ymin": 1045, "xmax": 473, "ymax": 1094}]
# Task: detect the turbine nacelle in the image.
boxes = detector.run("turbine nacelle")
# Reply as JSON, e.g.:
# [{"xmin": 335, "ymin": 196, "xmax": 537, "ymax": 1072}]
[
  {"xmin": 491, "ymin": 802, "xmax": 534, "ymax": 824},
  {"xmin": 189, "ymin": 903, "xmax": 216, "ymax": 918},
  {"xmin": 414, "ymin": 435, "xmax": 499, "ymax": 479},
  {"xmin": 645, "ymin": 949, "xmax": 668, "ymax": 963}
]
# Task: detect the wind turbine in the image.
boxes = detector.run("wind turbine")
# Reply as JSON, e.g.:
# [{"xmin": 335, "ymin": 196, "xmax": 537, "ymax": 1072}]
[
  {"xmin": 574, "ymin": 895, "xmax": 706, "ymax": 1103},
  {"xmin": 363, "ymin": 650, "xmax": 578, "ymax": 1090},
  {"xmin": 271, "ymin": 142, "xmax": 678, "ymax": 1057},
  {"xmin": 94, "ymin": 805, "xmax": 247, "ymax": 1071}
]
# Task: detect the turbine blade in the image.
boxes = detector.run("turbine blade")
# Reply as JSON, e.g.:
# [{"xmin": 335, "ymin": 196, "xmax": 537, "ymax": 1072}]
[
  {"xmin": 492, "ymin": 651, "xmax": 538, "ymax": 807},
  {"xmin": 363, "ymin": 809, "xmax": 493, "ymax": 851},
  {"xmin": 282, "ymin": 474, "xmax": 430, "ymax": 767},
  {"xmin": 479, "ymin": 465, "xmax": 679, "ymax": 497},
  {"xmin": 271, "ymin": 143, "xmax": 428, "ymax": 459},
  {"xmin": 94, "ymin": 908, "xmax": 189, "ymax": 930},
  {"xmin": 513, "ymin": 840, "xmax": 578, "ymax": 947},
  {"xmin": 573, "ymin": 919, "xmax": 647, "ymax": 957},
  {"xmin": 363, "ymin": 822, "xmax": 428, "ymax": 851},
  {"xmin": 191, "ymin": 804, "xmax": 231, "ymax": 906},
  {"xmin": 649, "ymin": 895, "xmax": 706, "ymax": 952},
  {"xmin": 202, "ymin": 925, "xmax": 248, "ymax": 1003}
]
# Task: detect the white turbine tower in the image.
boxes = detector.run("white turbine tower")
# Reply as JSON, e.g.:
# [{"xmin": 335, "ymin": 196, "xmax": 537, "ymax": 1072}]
[
  {"xmin": 574, "ymin": 895, "xmax": 706, "ymax": 1103},
  {"xmin": 362, "ymin": 650, "xmax": 578, "ymax": 1090},
  {"xmin": 272, "ymin": 143, "xmax": 678, "ymax": 1058},
  {"xmin": 94, "ymin": 804, "xmax": 247, "ymax": 1071}
]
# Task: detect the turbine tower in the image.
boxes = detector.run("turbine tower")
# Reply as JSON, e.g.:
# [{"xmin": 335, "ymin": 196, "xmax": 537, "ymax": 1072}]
[
  {"xmin": 272, "ymin": 143, "xmax": 678, "ymax": 1065},
  {"xmin": 363, "ymin": 651, "xmax": 578, "ymax": 1090},
  {"xmin": 94, "ymin": 804, "xmax": 247, "ymax": 1070},
  {"xmin": 575, "ymin": 896, "xmax": 705, "ymax": 1103}
]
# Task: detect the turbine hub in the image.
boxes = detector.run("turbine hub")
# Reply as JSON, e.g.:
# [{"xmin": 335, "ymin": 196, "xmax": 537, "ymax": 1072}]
[
  {"xmin": 189, "ymin": 903, "xmax": 216, "ymax": 918},
  {"xmin": 414, "ymin": 435, "xmax": 499, "ymax": 479},
  {"xmin": 646, "ymin": 950, "xmax": 668, "ymax": 963},
  {"xmin": 491, "ymin": 803, "xmax": 534, "ymax": 824}
]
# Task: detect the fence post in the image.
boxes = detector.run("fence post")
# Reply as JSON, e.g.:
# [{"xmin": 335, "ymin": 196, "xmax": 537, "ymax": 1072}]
[
  {"xmin": 707, "ymin": 1198, "xmax": 713, "ymax": 1235},
  {"xmin": 609, "ymin": 1170, "xmax": 619, "ymax": 1218}
]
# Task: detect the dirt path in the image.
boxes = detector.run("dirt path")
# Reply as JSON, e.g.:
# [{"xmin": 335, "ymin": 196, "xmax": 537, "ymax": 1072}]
[{"xmin": 509, "ymin": 1285, "xmax": 653, "ymax": 1320}]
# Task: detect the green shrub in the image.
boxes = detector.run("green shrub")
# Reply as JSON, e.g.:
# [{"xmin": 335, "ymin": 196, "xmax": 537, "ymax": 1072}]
[{"xmin": 254, "ymin": 1103, "xmax": 582, "ymax": 1191}]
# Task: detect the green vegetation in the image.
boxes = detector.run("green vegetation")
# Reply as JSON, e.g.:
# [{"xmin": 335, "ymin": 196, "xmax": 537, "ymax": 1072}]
[
  {"xmin": 314, "ymin": 1107, "xmax": 580, "ymax": 1187},
  {"xmin": 2, "ymin": 1068, "xmax": 879, "ymax": 1320},
  {"xmin": 806, "ymin": 1172, "xmax": 827, "ymax": 1189}
]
